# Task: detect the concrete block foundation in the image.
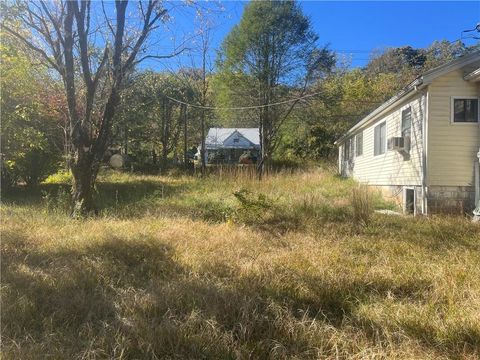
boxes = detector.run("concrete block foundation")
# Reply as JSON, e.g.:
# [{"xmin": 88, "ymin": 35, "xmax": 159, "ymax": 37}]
[{"xmin": 373, "ymin": 185, "xmax": 475, "ymax": 215}]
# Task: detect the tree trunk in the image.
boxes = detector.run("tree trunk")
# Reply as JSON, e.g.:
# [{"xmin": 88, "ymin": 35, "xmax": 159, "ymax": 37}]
[
  {"xmin": 257, "ymin": 115, "xmax": 264, "ymax": 180},
  {"xmin": 70, "ymin": 152, "xmax": 97, "ymax": 217},
  {"xmin": 152, "ymin": 147, "xmax": 157, "ymax": 165},
  {"xmin": 161, "ymin": 145, "xmax": 168, "ymax": 173},
  {"xmin": 257, "ymin": 101, "xmax": 270, "ymax": 180},
  {"xmin": 258, "ymin": 127, "xmax": 270, "ymax": 180}
]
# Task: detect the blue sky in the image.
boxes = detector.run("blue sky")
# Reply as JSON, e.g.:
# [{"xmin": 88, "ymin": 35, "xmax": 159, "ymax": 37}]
[{"xmin": 144, "ymin": 1, "xmax": 480, "ymax": 71}]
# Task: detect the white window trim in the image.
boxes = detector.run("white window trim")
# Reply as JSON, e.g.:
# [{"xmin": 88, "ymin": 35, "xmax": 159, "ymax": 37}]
[{"xmin": 450, "ymin": 96, "xmax": 480, "ymax": 125}]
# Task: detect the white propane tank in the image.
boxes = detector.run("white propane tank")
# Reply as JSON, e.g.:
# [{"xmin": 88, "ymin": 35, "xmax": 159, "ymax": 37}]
[{"xmin": 109, "ymin": 154, "xmax": 124, "ymax": 169}]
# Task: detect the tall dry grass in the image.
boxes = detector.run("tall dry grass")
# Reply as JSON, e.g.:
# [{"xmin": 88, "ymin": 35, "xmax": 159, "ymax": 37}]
[
  {"xmin": 351, "ymin": 184, "xmax": 374, "ymax": 227},
  {"xmin": 1, "ymin": 167, "xmax": 479, "ymax": 359}
]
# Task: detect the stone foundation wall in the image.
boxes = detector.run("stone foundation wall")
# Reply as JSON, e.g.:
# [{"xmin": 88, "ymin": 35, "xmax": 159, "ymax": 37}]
[{"xmin": 427, "ymin": 186, "xmax": 475, "ymax": 214}]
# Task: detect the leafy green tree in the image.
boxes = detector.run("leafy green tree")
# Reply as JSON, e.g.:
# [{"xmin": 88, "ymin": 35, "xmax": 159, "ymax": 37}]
[
  {"xmin": 1, "ymin": 38, "xmax": 63, "ymax": 186},
  {"xmin": 216, "ymin": 0, "xmax": 334, "ymax": 177}
]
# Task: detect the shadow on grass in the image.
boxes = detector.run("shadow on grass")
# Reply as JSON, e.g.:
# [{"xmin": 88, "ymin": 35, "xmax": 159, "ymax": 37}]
[
  {"xmin": 1, "ymin": 230, "xmax": 185, "ymax": 359},
  {"xmin": 1, "ymin": 179, "xmax": 186, "ymax": 212},
  {"xmin": 2, "ymin": 229, "xmax": 477, "ymax": 359}
]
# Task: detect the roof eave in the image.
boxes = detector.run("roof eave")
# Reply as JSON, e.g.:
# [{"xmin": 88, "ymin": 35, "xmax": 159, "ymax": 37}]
[
  {"xmin": 464, "ymin": 68, "xmax": 480, "ymax": 82},
  {"xmin": 334, "ymin": 50, "xmax": 480, "ymax": 146},
  {"xmin": 334, "ymin": 79, "xmax": 424, "ymax": 145}
]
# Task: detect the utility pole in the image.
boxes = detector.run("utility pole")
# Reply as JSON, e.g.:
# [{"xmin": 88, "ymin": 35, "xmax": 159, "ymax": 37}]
[
  {"xmin": 201, "ymin": 110, "xmax": 206, "ymax": 175},
  {"xmin": 183, "ymin": 104, "xmax": 188, "ymax": 167},
  {"xmin": 200, "ymin": 25, "xmax": 208, "ymax": 176}
]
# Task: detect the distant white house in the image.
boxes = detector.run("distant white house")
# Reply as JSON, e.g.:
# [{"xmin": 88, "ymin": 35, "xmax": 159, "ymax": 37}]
[
  {"xmin": 197, "ymin": 128, "xmax": 260, "ymax": 164},
  {"xmin": 335, "ymin": 51, "xmax": 480, "ymax": 215}
]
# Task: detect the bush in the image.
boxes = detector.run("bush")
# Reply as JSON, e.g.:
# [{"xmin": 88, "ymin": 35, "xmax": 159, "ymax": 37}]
[
  {"xmin": 4, "ymin": 148, "xmax": 60, "ymax": 186},
  {"xmin": 1, "ymin": 156, "xmax": 17, "ymax": 190},
  {"xmin": 232, "ymin": 188, "xmax": 275, "ymax": 224},
  {"xmin": 44, "ymin": 170, "xmax": 73, "ymax": 185}
]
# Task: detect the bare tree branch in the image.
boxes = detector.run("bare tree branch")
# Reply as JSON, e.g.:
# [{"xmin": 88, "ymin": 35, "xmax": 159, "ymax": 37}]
[
  {"xmin": 101, "ymin": 0, "xmax": 115, "ymax": 37},
  {"xmin": 39, "ymin": 1, "xmax": 65, "ymax": 45},
  {"xmin": 133, "ymin": 47, "xmax": 189, "ymax": 65}
]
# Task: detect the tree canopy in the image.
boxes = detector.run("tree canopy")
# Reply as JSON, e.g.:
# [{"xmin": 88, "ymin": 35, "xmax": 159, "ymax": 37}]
[{"xmin": 215, "ymin": 0, "xmax": 334, "ymax": 176}]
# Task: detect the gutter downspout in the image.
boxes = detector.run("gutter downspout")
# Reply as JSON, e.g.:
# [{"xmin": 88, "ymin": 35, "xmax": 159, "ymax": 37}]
[
  {"xmin": 474, "ymin": 148, "xmax": 480, "ymax": 221},
  {"xmin": 421, "ymin": 89, "xmax": 429, "ymax": 216},
  {"xmin": 474, "ymin": 104, "xmax": 480, "ymax": 221}
]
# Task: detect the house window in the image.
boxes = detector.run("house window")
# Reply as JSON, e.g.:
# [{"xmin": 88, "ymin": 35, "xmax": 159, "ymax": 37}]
[
  {"xmin": 401, "ymin": 107, "xmax": 411, "ymax": 152},
  {"xmin": 355, "ymin": 132, "xmax": 363, "ymax": 156},
  {"xmin": 343, "ymin": 137, "xmax": 354, "ymax": 161},
  {"xmin": 374, "ymin": 122, "xmax": 386, "ymax": 156},
  {"xmin": 349, "ymin": 137, "xmax": 355, "ymax": 160},
  {"xmin": 233, "ymin": 138, "xmax": 239, "ymax": 143},
  {"xmin": 452, "ymin": 98, "xmax": 478, "ymax": 123}
]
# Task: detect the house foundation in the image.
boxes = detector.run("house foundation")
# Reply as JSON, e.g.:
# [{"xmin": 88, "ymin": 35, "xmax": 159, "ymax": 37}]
[
  {"xmin": 427, "ymin": 186, "xmax": 475, "ymax": 214},
  {"xmin": 374, "ymin": 185, "xmax": 475, "ymax": 215}
]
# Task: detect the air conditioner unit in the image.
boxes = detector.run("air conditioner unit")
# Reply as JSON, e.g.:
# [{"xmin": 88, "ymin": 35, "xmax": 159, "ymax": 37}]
[
  {"xmin": 387, "ymin": 137, "xmax": 404, "ymax": 151},
  {"xmin": 388, "ymin": 136, "xmax": 411, "ymax": 153}
]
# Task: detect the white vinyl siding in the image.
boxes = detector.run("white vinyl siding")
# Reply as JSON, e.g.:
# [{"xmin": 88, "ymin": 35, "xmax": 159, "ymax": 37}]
[
  {"xmin": 427, "ymin": 69, "xmax": 480, "ymax": 186},
  {"xmin": 340, "ymin": 92, "xmax": 425, "ymax": 186}
]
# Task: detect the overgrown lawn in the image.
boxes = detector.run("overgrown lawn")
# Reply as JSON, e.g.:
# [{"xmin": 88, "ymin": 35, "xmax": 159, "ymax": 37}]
[{"xmin": 2, "ymin": 167, "xmax": 479, "ymax": 359}]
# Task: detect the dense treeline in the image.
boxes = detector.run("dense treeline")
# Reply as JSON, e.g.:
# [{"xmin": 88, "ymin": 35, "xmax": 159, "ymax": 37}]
[
  {"xmin": 1, "ymin": 0, "xmax": 477, "ymax": 191},
  {"xmin": 282, "ymin": 40, "xmax": 473, "ymax": 159}
]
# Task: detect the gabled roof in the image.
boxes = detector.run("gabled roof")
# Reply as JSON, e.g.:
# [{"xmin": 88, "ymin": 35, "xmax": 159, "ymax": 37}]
[
  {"xmin": 205, "ymin": 128, "xmax": 260, "ymax": 148},
  {"xmin": 335, "ymin": 50, "xmax": 480, "ymax": 145}
]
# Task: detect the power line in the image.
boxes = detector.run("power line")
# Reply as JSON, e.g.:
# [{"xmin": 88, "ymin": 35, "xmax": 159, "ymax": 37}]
[
  {"xmin": 160, "ymin": 91, "xmax": 383, "ymax": 111},
  {"xmin": 138, "ymin": 26, "xmax": 478, "ymax": 113},
  {"xmin": 163, "ymin": 91, "xmax": 324, "ymax": 110}
]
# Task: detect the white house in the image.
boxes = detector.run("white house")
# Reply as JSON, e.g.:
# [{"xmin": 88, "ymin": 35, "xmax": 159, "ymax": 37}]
[
  {"xmin": 198, "ymin": 128, "xmax": 260, "ymax": 164},
  {"xmin": 335, "ymin": 51, "xmax": 480, "ymax": 215}
]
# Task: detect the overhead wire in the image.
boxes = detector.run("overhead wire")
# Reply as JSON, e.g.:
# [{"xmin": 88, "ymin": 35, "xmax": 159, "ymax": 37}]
[
  {"xmin": 162, "ymin": 91, "xmax": 382, "ymax": 110},
  {"xmin": 138, "ymin": 26, "xmax": 479, "ymax": 114}
]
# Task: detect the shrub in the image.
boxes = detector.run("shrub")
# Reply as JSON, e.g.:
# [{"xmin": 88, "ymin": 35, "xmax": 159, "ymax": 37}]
[
  {"xmin": 1, "ymin": 156, "xmax": 17, "ymax": 190},
  {"xmin": 43, "ymin": 170, "xmax": 73, "ymax": 185},
  {"xmin": 351, "ymin": 184, "xmax": 373, "ymax": 227},
  {"xmin": 232, "ymin": 188, "xmax": 275, "ymax": 224},
  {"xmin": 2, "ymin": 147, "xmax": 60, "ymax": 186}
]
